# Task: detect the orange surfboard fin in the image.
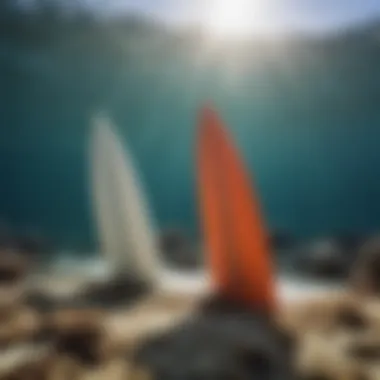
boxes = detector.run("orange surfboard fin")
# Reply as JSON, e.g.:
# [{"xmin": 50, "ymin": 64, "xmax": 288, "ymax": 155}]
[{"xmin": 197, "ymin": 105, "xmax": 276, "ymax": 313}]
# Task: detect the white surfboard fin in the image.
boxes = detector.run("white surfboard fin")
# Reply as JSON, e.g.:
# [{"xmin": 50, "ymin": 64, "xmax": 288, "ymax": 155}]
[{"xmin": 90, "ymin": 114, "xmax": 162, "ymax": 287}]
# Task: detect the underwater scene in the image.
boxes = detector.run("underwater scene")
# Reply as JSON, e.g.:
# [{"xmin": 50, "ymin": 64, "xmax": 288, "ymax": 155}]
[{"xmin": 1, "ymin": 0, "xmax": 380, "ymax": 379}]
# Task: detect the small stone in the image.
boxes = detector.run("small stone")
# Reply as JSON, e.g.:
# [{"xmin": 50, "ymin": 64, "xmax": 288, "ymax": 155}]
[
  {"xmin": 334, "ymin": 306, "xmax": 368, "ymax": 331},
  {"xmin": 79, "ymin": 275, "xmax": 150, "ymax": 309},
  {"xmin": 24, "ymin": 291, "xmax": 61, "ymax": 314},
  {"xmin": 159, "ymin": 229, "xmax": 201, "ymax": 269},
  {"xmin": 348, "ymin": 343, "xmax": 380, "ymax": 362},
  {"xmin": 351, "ymin": 236, "xmax": 380, "ymax": 296},
  {"xmin": 13, "ymin": 234, "xmax": 51, "ymax": 258},
  {"xmin": 0, "ymin": 252, "xmax": 28, "ymax": 284},
  {"xmin": 44, "ymin": 309, "xmax": 106, "ymax": 367},
  {"xmin": 296, "ymin": 238, "xmax": 354, "ymax": 281},
  {"xmin": 269, "ymin": 230, "xmax": 297, "ymax": 251},
  {"xmin": 0, "ymin": 252, "xmax": 29, "ymax": 313}
]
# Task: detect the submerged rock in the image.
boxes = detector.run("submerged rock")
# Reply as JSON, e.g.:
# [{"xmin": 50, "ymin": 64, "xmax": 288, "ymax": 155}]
[
  {"xmin": 12, "ymin": 234, "xmax": 51, "ymax": 261},
  {"xmin": 296, "ymin": 237, "xmax": 361, "ymax": 281},
  {"xmin": 159, "ymin": 229, "xmax": 201, "ymax": 269},
  {"xmin": 26, "ymin": 274, "xmax": 150, "ymax": 314},
  {"xmin": 350, "ymin": 235, "xmax": 380, "ymax": 295},
  {"xmin": 134, "ymin": 302, "xmax": 296, "ymax": 380},
  {"xmin": 0, "ymin": 252, "xmax": 28, "ymax": 284},
  {"xmin": 0, "ymin": 252, "xmax": 29, "ymax": 311},
  {"xmin": 25, "ymin": 291, "xmax": 84, "ymax": 314},
  {"xmin": 269, "ymin": 230, "xmax": 297, "ymax": 251},
  {"xmin": 0, "ymin": 222, "xmax": 13, "ymax": 251},
  {"xmin": 44, "ymin": 308, "xmax": 106, "ymax": 366},
  {"xmin": 334, "ymin": 233, "xmax": 365, "ymax": 253},
  {"xmin": 78, "ymin": 275, "xmax": 150, "ymax": 309},
  {"xmin": 25, "ymin": 292, "xmax": 58, "ymax": 314},
  {"xmin": 0, "ymin": 223, "xmax": 51, "ymax": 263}
]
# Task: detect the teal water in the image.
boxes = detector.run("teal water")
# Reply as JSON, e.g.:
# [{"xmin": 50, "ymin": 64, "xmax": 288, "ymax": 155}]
[{"xmin": 1, "ymin": 17, "xmax": 380, "ymax": 252}]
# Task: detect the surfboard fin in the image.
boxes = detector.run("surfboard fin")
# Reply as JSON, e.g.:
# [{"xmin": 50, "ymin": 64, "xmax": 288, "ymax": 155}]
[
  {"xmin": 197, "ymin": 104, "xmax": 276, "ymax": 314},
  {"xmin": 91, "ymin": 115, "xmax": 162, "ymax": 287}
]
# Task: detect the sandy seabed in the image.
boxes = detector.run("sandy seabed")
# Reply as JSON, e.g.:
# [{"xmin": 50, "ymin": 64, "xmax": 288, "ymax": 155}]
[{"xmin": 0, "ymin": 256, "xmax": 373, "ymax": 380}]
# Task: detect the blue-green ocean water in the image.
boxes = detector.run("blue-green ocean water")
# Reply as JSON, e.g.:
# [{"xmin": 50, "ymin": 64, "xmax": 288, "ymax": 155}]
[{"xmin": 1, "ymin": 17, "xmax": 380, "ymax": 253}]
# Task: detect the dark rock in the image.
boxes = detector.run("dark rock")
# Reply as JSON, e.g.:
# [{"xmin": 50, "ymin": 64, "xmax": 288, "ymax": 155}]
[
  {"xmin": 160, "ymin": 229, "xmax": 189, "ymax": 253},
  {"xmin": 296, "ymin": 238, "xmax": 356, "ymax": 281},
  {"xmin": 45, "ymin": 309, "xmax": 105, "ymax": 366},
  {"xmin": 13, "ymin": 234, "xmax": 51, "ymax": 258},
  {"xmin": 25, "ymin": 292, "xmax": 71, "ymax": 314},
  {"xmin": 334, "ymin": 306, "xmax": 368, "ymax": 331},
  {"xmin": 0, "ymin": 221, "xmax": 13, "ymax": 251},
  {"xmin": 159, "ymin": 229, "xmax": 201, "ymax": 269},
  {"xmin": 25, "ymin": 292, "xmax": 56, "ymax": 314},
  {"xmin": 350, "ymin": 235, "xmax": 380, "ymax": 295},
  {"xmin": 332, "ymin": 233, "xmax": 365, "ymax": 254},
  {"xmin": 0, "ymin": 254, "xmax": 28, "ymax": 313},
  {"xmin": 0, "ymin": 222, "xmax": 51, "ymax": 261},
  {"xmin": 55, "ymin": 327, "xmax": 102, "ymax": 366},
  {"xmin": 78, "ymin": 275, "xmax": 150, "ymax": 309},
  {"xmin": 0, "ymin": 253, "xmax": 28, "ymax": 285},
  {"xmin": 269, "ymin": 230, "xmax": 297, "ymax": 251},
  {"xmin": 25, "ymin": 289, "xmax": 100, "ymax": 315},
  {"xmin": 348, "ymin": 342, "xmax": 380, "ymax": 362},
  {"xmin": 25, "ymin": 275, "xmax": 148, "ymax": 314},
  {"xmin": 134, "ymin": 304, "xmax": 297, "ymax": 380}
]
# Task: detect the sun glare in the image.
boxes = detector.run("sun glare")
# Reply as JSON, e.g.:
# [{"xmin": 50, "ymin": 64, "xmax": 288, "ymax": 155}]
[{"xmin": 203, "ymin": 0, "xmax": 270, "ymax": 38}]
